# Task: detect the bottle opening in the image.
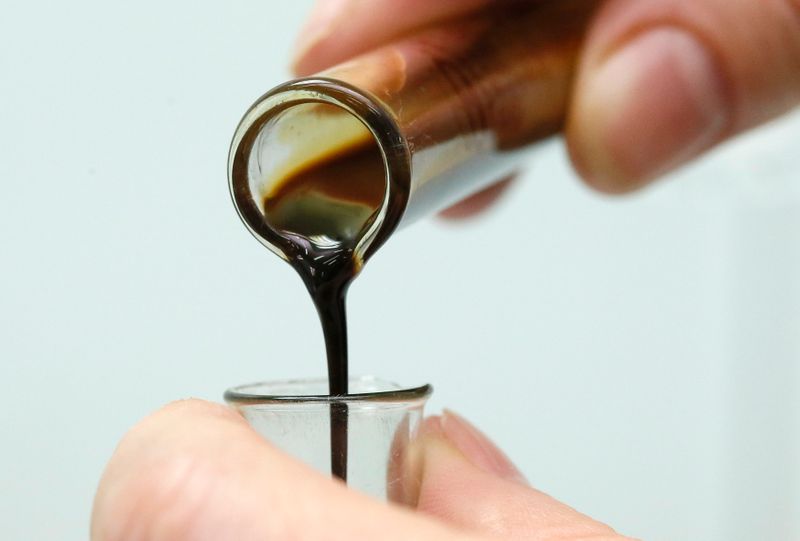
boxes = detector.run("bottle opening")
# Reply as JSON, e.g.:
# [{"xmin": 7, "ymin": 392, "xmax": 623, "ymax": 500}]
[
  {"xmin": 246, "ymin": 102, "xmax": 388, "ymax": 252},
  {"xmin": 225, "ymin": 376, "xmax": 433, "ymax": 405}
]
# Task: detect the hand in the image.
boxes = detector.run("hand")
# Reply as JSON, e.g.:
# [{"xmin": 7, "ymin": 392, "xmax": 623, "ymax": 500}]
[
  {"xmin": 291, "ymin": 0, "xmax": 800, "ymax": 200},
  {"xmin": 91, "ymin": 400, "xmax": 634, "ymax": 540}
]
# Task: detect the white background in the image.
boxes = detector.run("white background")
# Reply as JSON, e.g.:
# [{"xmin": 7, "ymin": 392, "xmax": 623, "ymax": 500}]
[{"xmin": 1, "ymin": 1, "xmax": 798, "ymax": 540}]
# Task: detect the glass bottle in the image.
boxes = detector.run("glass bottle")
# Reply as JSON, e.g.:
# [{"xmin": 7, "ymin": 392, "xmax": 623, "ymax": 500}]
[
  {"xmin": 228, "ymin": 0, "xmax": 597, "ymax": 269},
  {"xmin": 225, "ymin": 376, "xmax": 432, "ymax": 503}
]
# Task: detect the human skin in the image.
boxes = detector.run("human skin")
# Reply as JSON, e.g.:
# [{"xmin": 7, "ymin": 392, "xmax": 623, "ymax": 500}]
[
  {"xmin": 91, "ymin": 400, "xmax": 634, "ymax": 540},
  {"xmin": 292, "ymin": 0, "xmax": 800, "ymax": 200},
  {"xmin": 91, "ymin": 2, "xmax": 800, "ymax": 539}
]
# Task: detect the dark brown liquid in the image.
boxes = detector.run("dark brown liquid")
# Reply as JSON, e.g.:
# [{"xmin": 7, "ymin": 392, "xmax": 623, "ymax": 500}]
[{"xmin": 263, "ymin": 141, "xmax": 385, "ymax": 481}]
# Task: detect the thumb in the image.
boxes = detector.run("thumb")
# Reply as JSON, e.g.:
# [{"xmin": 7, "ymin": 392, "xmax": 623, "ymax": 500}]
[
  {"xmin": 416, "ymin": 411, "xmax": 635, "ymax": 540},
  {"xmin": 567, "ymin": 0, "xmax": 800, "ymax": 193}
]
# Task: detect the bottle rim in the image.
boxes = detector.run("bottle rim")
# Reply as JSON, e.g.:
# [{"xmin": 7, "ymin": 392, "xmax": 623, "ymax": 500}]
[{"xmin": 227, "ymin": 77, "xmax": 412, "ymax": 267}]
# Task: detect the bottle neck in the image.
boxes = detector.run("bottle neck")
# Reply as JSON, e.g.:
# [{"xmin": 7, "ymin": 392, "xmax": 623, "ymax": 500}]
[{"xmin": 228, "ymin": 78, "xmax": 411, "ymax": 268}]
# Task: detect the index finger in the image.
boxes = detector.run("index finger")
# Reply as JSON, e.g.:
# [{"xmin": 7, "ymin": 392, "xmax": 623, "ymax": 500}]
[{"xmin": 292, "ymin": 0, "xmax": 499, "ymax": 76}]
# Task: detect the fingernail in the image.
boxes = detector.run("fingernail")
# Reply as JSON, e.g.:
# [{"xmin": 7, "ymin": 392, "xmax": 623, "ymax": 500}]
[
  {"xmin": 573, "ymin": 27, "xmax": 728, "ymax": 192},
  {"xmin": 440, "ymin": 410, "xmax": 526, "ymax": 483},
  {"xmin": 292, "ymin": 0, "xmax": 349, "ymax": 73}
]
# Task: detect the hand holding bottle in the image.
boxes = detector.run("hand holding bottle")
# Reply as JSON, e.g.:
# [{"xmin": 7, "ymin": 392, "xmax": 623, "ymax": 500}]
[{"xmin": 293, "ymin": 0, "xmax": 800, "ymax": 197}]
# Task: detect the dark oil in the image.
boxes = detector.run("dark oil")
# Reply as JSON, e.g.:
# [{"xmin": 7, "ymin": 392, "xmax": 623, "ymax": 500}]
[{"xmin": 262, "ymin": 140, "xmax": 385, "ymax": 480}]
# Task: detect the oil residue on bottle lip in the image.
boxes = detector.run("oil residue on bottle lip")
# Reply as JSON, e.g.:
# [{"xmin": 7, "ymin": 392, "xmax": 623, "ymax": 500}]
[{"xmin": 229, "ymin": 78, "xmax": 414, "ymax": 276}]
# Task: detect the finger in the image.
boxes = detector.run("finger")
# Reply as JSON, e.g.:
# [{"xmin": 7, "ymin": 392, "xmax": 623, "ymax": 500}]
[
  {"xmin": 567, "ymin": 0, "xmax": 800, "ymax": 193},
  {"xmin": 438, "ymin": 177, "xmax": 515, "ymax": 221},
  {"xmin": 417, "ymin": 411, "xmax": 635, "ymax": 540},
  {"xmin": 292, "ymin": 0, "xmax": 495, "ymax": 76},
  {"xmin": 91, "ymin": 399, "xmax": 480, "ymax": 541}
]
